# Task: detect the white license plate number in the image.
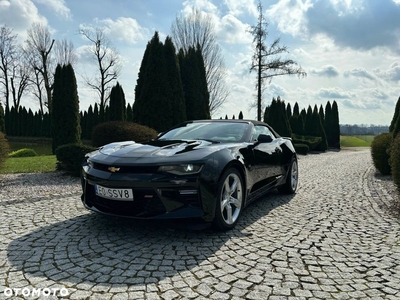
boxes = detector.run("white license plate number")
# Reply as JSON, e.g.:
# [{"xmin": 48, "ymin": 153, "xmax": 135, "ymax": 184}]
[{"xmin": 95, "ymin": 184, "xmax": 133, "ymax": 201}]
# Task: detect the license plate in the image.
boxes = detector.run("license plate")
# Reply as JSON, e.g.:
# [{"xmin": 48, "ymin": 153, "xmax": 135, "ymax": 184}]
[{"xmin": 95, "ymin": 184, "xmax": 134, "ymax": 201}]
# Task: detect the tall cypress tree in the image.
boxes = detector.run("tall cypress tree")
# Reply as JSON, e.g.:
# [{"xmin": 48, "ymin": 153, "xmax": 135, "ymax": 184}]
[
  {"xmin": 390, "ymin": 96, "xmax": 400, "ymax": 133},
  {"xmin": 109, "ymin": 82, "xmax": 126, "ymax": 121},
  {"xmin": 304, "ymin": 105, "xmax": 314, "ymax": 135},
  {"xmin": 238, "ymin": 111, "xmax": 243, "ymax": 119},
  {"xmin": 164, "ymin": 37, "xmax": 186, "ymax": 125},
  {"xmin": 286, "ymin": 103, "xmax": 292, "ymax": 120},
  {"xmin": 293, "ymin": 102, "xmax": 300, "ymax": 116},
  {"xmin": 313, "ymin": 105, "xmax": 328, "ymax": 151},
  {"xmin": 52, "ymin": 64, "xmax": 81, "ymax": 153},
  {"xmin": 332, "ymin": 101, "xmax": 340, "ymax": 148},
  {"xmin": 179, "ymin": 46, "xmax": 210, "ymax": 120},
  {"xmin": 324, "ymin": 101, "xmax": 333, "ymax": 147},
  {"xmin": 134, "ymin": 32, "xmax": 186, "ymax": 131},
  {"xmin": 265, "ymin": 97, "xmax": 292, "ymax": 137},
  {"xmin": 0, "ymin": 104, "xmax": 5, "ymax": 133}
]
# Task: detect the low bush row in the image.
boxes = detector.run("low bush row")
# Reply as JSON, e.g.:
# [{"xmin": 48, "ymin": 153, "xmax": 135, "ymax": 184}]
[{"xmin": 0, "ymin": 132, "xmax": 9, "ymax": 169}]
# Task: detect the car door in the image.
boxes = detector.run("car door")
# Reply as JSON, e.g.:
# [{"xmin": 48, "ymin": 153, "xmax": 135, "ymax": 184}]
[{"xmin": 249, "ymin": 125, "xmax": 284, "ymax": 189}]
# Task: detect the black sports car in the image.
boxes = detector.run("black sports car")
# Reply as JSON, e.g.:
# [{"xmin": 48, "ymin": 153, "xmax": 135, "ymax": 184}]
[{"xmin": 81, "ymin": 119, "xmax": 298, "ymax": 230}]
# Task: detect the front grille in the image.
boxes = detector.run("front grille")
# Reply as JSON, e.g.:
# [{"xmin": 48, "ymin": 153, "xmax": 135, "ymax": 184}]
[
  {"xmin": 92, "ymin": 162, "xmax": 159, "ymax": 174},
  {"xmin": 85, "ymin": 184, "xmax": 166, "ymax": 217}
]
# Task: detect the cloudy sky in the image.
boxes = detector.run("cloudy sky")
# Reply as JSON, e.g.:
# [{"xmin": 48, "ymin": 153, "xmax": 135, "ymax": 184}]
[{"xmin": 1, "ymin": 0, "xmax": 400, "ymax": 125}]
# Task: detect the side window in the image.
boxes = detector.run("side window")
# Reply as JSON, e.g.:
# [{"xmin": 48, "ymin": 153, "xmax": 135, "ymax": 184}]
[{"xmin": 252, "ymin": 125, "xmax": 275, "ymax": 141}]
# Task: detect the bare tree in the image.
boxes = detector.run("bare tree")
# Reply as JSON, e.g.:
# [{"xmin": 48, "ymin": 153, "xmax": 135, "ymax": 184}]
[
  {"xmin": 24, "ymin": 22, "xmax": 55, "ymax": 113},
  {"xmin": 171, "ymin": 9, "xmax": 229, "ymax": 116},
  {"xmin": 0, "ymin": 25, "xmax": 18, "ymax": 109},
  {"xmin": 79, "ymin": 27, "xmax": 121, "ymax": 120},
  {"xmin": 55, "ymin": 39, "xmax": 77, "ymax": 67},
  {"xmin": 249, "ymin": 1, "xmax": 306, "ymax": 121},
  {"xmin": 10, "ymin": 48, "xmax": 31, "ymax": 110},
  {"xmin": 29, "ymin": 68, "xmax": 45, "ymax": 115}
]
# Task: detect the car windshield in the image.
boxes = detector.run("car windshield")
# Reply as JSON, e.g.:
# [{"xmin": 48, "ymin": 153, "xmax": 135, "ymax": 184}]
[{"xmin": 158, "ymin": 122, "xmax": 250, "ymax": 143}]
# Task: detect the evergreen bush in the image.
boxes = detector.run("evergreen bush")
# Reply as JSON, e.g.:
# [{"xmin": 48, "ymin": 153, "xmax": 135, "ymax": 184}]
[
  {"xmin": 292, "ymin": 134, "xmax": 322, "ymax": 151},
  {"xmin": 9, "ymin": 148, "xmax": 38, "ymax": 158},
  {"xmin": 92, "ymin": 121, "xmax": 158, "ymax": 147},
  {"xmin": 371, "ymin": 133, "xmax": 392, "ymax": 175},
  {"xmin": 294, "ymin": 143, "xmax": 309, "ymax": 155},
  {"xmin": 0, "ymin": 132, "xmax": 9, "ymax": 169},
  {"xmin": 390, "ymin": 134, "xmax": 400, "ymax": 191},
  {"xmin": 55, "ymin": 143, "xmax": 96, "ymax": 177}
]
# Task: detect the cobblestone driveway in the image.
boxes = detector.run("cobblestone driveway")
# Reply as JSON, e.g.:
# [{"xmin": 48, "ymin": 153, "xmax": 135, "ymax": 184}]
[{"xmin": 1, "ymin": 148, "xmax": 399, "ymax": 299}]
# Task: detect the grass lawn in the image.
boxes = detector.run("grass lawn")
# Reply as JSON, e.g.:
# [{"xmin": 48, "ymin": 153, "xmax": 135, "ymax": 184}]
[
  {"xmin": 0, "ymin": 155, "xmax": 57, "ymax": 174},
  {"xmin": 340, "ymin": 135, "xmax": 374, "ymax": 147}
]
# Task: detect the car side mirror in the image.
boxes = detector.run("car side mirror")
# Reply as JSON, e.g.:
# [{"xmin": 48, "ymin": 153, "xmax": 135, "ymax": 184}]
[{"xmin": 257, "ymin": 134, "xmax": 273, "ymax": 143}]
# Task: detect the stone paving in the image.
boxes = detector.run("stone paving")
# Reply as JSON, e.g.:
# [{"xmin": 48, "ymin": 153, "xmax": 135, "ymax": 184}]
[{"xmin": 1, "ymin": 148, "xmax": 400, "ymax": 299}]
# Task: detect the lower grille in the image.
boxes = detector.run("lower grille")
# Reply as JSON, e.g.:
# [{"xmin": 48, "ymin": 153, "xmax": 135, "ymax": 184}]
[{"xmin": 85, "ymin": 184, "xmax": 166, "ymax": 217}]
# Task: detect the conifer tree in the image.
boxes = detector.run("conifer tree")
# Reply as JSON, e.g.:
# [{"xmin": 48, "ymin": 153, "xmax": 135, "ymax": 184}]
[
  {"xmin": 293, "ymin": 102, "xmax": 300, "ymax": 116},
  {"xmin": 313, "ymin": 105, "xmax": 328, "ymax": 151},
  {"xmin": 0, "ymin": 103, "xmax": 5, "ymax": 133},
  {"xmin": 109, "ymin": 82, "xmax": 126, "ymax": 121},
  {"xmin": 332, "ymin": 101, "xmax": 340, "ymax": 148},
  {"xmin": 179, "ymin": 46, "xmax": 210, "ymax": 120},
  {"xmin": 390, "ymin": 96, "xmax": 400, "ymax": 133},
  {"xmin": 324, "ymin": 101, "xmax": 333, "ymax": 147},
  {"xmin": 238, "ymin": 111, "xmax": 243, "ymax": 119},
  {"xmin": 52, "ymin": 64, "xmax": 81, "ymax": 153},
  {"xmin": 264, "ymin": 97, "xmax": 291, "ymax": 137},
  {"xmin": 304, "ymin": 105, "xmax": 313, "ymax": 135},
  {"xmin": 126, "ymin": 103, "xmax": 133, "ymax": 122},
  {"xmin": 286, "ymin": 103, "xmax": 292, "ymax": 120},
  {"xmin": 134, "ymin": 32, "xmax": 187, "ymax": 131},
  {"xmin": 164, "ymin": 37, "xmax": 186, "ymax": 125}
]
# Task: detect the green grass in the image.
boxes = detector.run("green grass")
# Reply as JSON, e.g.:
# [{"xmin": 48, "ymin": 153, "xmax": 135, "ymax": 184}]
[
  {"xmin": 340, "ymin": 135, "xmax": 374, "ymax": 147},
  {"xmin": 0, "ymin": 155, "xmax": 57, "ymax": 174}
]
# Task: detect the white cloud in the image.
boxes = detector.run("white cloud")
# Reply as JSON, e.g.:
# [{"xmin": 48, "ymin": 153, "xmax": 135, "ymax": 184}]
[
  {"xmin": 374, "ymin": 62, "xmax": 400, "ymax": 82},
  {"xmin": 310, "ymin": 65, "xmax": 339, "ymax": 77},
  {"xmin": 343, "ymin": 68, "xmax": 375, "ymax": 80},
  {"xmin": 218, "ymin": 14, "xmax": 252, "ymax": 44},
  {"xmin": 266, "ymin": 0, "xmax": 312, "ymax": 37},
  {"xmin": 0, "ymin": 0, "xmax": 47, "ymax": 33},
  {"xmin": 33, "ymin": 0, "xmax": 71, "ymax": 20},
  {"xmin": 224, "ymin": 0, "xmax": 258, "ymax": 17},
  {"xmin": 182, "ymin": 0, "xmax": 219, "ymax": 15},
  {"xmin": 318, "ymin": 87, "xmax": 355, "ymax": 99},
  {"xmin": 99, "ymin": 17, "xmax": 149, "ymax": 45}
]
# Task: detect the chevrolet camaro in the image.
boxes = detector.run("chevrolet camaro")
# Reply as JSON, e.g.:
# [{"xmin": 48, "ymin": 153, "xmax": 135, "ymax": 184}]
[{"xmin": 81, "ymin": 119, "xmax": 298, "ymax": 230}]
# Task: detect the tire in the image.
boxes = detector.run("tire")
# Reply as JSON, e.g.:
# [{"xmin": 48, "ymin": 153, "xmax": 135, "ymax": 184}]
[
  {"xmin": 278, "ymin": 157, "xmax": 298, "ymax": 194},
  {"xmin": 213, "ymin": 168, "xmax": 244, "ymax": 231}
]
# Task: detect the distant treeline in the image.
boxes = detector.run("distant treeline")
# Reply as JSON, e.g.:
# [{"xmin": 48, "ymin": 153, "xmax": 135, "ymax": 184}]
[{"xmin": 340, "ymin": 124, "xmax": 389, "ymax": 136}]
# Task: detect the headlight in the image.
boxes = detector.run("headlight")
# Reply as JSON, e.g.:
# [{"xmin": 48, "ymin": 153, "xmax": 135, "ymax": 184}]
[{"xmin": 158, "ymin": 164, "xmax": 203, "ymax": 175}]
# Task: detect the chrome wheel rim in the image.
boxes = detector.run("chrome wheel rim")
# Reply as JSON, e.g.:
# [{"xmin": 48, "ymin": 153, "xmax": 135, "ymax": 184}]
[
  {"xmin": 291, "ymin": 160, "xmax": 298, "ymax": 191},
  {"xmin": 220, "ymin": 173, "xmax": 242, "ymax": 225}
]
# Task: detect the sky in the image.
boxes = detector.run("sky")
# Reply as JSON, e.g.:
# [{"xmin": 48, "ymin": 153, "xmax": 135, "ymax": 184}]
[{"xmin": 1, "ymin": 0, "xmax": 400, "ymax": 126}]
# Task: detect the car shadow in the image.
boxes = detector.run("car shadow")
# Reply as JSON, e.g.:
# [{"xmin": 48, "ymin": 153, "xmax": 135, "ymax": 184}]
[{"xmin": 7, "ymin": 191, "xmax": 295, "ymax": 287}]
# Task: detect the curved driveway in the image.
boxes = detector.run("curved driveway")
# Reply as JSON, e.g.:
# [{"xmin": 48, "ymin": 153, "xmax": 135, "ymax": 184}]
[{"xmin": 1, "ymin": 148, "xmax": 400, "ymax": 299}]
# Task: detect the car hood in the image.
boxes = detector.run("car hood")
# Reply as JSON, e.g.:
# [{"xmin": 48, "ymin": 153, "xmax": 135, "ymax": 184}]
[{"xmin": 91, "ymin": 139, "xmax": 240, "ymax": 164}]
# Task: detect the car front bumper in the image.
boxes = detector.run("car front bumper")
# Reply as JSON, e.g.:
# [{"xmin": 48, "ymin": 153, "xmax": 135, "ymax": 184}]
[{"xmin": 81, "ymin": 166, "xmax": 216, "ymax": 222}]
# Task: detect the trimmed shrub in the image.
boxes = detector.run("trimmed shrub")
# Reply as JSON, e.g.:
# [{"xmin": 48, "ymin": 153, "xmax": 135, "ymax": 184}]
[
  {"xmin": 371, "ymin": 132, "xmax": 392, "ymax": 175},
  {"xmin": 390, "ymin": 134, "xmax": 400, "ymax": 191},
  {"xmin": 294, "ymin": 143, "xmax": 309, "ymax": 155},
  {"xmin": 9, "ymin": 148, "xmax": 38, "ymax": 158},
  {"xmin": 92, "ymin": 121, "xmax": 158, "ymax": 147},
  {"xmin": 0, "ymin": 132, "xmax": 9, "ymax": 169},
  {"xmin": 292, "ymin": 134, "xmax": 322, "ymax": 151},
  {"xmin": 56, "ymin": 143, "xmax": 97, "ymax": 177}
]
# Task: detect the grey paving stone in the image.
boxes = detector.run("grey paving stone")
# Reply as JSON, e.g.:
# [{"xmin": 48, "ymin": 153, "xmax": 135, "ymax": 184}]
[{"xmin": 2, "ymin": 149, "xmax": 400, "ymax": 299}]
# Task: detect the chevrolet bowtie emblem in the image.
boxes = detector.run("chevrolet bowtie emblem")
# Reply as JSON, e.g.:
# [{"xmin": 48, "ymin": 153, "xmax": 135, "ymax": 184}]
[{"xmin": 108, "ymin": 166, "xmax": 120, "ymax": 173}]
